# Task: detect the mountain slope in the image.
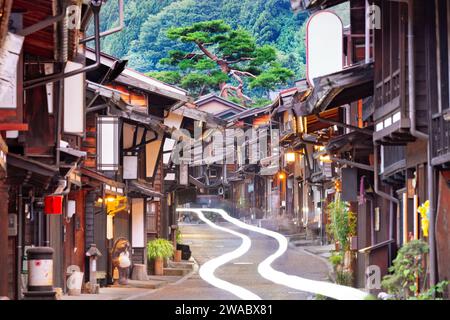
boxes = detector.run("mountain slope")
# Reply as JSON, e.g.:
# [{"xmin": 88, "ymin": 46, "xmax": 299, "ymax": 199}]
[
  {"xmin": 96, "ymin": 0, "xmax": 349, "ymax": 81},
  {"xmin": 97, "ymin": 0, "xmax": 308, "ymax": 77}
]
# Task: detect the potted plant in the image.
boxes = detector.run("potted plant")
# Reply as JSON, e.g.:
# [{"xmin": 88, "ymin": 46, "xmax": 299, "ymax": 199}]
[
  {"xmin": 381, "ymin": 239, "xmax": 448, "ymax": 300},
  {"xmin": 328, "ymin": 199, "xmax": 352, "ymax": 252},
  {"xmin": 328, "ymin": 198, "xmax": 357, "ymax": 282},
  {"xmin": 174, "ymin": 229, "xmax": 183, "ymax": 262},
  {"xmin": 147, "ymin": 238, "xmax": 174, "ymax": 276}
]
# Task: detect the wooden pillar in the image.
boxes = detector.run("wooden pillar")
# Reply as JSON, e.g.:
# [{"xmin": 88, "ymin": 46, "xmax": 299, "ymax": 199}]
[
  {"xmin": 403, "ymin": 193, "xmax": 408, "ymax": 244},
  {"xmin": 413, "ymin": 195, "xmax": 419, "ymax": 240},
  {"xmin": 0, "ymin": 176, "xmax": 9, "ymax": 297}
]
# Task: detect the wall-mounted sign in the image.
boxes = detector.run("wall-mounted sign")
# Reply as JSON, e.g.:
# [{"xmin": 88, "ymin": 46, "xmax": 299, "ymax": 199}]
[
  {"xmin": 306, "ymin": 11, "xmax": 343, "ymax": 87},
  {"xmin": 67, "ymin": 200, "xmax": 76, "ymax": 219},
  {"xmin": 375, "ymin": 207, "xmax": 380, "ymax": 232},
  {"xmin": 64, "ymin": 61, "xmax": 85, "ymax": 134},
  {"xmin": 0, "ymin": 32, "xmax": 24, "ymax": 110},
  {"xmin": 8, "ymin": 214, "xmax": 17, "ymax": 236},
  {"xmin": 97, "ymin": 116, "xmax": 119, "ymax": 171}
]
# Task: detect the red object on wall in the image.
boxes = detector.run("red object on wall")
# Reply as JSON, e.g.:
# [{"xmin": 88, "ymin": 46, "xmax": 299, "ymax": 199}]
[{"xmin": 44, "ymin": 196, "xmax": 63, "ymax": 215}]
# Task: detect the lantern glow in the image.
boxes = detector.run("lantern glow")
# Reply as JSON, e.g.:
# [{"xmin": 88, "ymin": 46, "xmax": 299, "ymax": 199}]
[
  {"xmin": 285, "ymin": 152, "xmax": 296, "ymax": 163},
  {"xmin": 319, "ymin": 155, "xmax": 332, "ymax": 163}
]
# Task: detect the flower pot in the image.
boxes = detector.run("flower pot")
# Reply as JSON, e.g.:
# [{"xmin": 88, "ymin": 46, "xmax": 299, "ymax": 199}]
[
  {"xmin": 174, "ymin": 249, "xmax": 182, "ymax": 262},
  {"xmin": 335, "ymin": 241, "xmax": 340, "ymax": 252},
  {"xmin": 154, "ymin": 257, "xmax": 164, "ymax": 276}
]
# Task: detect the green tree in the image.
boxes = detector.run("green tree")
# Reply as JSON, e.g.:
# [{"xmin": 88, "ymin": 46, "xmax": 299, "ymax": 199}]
[
  {"xmin": 150, "ymin": 20, "xmax": 294, "ymax": 104},
  {"xmin": 96, "ymin": 0, "xmax": 309, "ymax": 81}
]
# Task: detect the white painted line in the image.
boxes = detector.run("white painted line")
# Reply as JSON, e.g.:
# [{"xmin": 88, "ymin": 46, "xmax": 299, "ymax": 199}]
[
  {"xmin": 201, "ymin": 209, "xmax": 369, "ymax": 301},
  {"xmin": 233, "ymin": 262, "xmax": 254, "ymax": 265},
  {"xmin": 177, "ymin": 208, "xmax": 261, "ymax": 300}
]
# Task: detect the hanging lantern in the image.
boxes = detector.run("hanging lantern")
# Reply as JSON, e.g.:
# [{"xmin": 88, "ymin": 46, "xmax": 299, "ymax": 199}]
[
  {"xmin": 285, "ymin": 152, "xmax": 296, "ymax": 163},
  {"xmin": 44, "ymin": 195, "xmax": 63, "ymax": 215}
]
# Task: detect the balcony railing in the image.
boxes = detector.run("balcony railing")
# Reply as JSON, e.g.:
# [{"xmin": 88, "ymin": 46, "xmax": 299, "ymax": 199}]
[{"xmin": 431, "ymin": 112, "xmax": 450, "ymax": 166}]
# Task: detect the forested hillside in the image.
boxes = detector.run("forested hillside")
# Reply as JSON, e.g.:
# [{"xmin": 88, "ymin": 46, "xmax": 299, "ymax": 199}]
[{"xmin": 95, "ymin": 0, "xmax": 349, "ymax": 83}]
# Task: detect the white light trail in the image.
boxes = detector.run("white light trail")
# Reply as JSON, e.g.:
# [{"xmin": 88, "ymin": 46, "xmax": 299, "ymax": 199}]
[
  {"xmin": 201, "ymin": 208, "xmax": 370, "ymax": 301},
  {"xmin": 177, "ymin": 208, "xmax": 261, "ymax": 300}
]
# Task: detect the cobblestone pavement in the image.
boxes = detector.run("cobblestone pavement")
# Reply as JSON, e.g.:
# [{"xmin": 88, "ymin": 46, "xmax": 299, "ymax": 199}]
[{"xmin": 135, "ymin": 222, "xmax": 330, "ymax": 300}]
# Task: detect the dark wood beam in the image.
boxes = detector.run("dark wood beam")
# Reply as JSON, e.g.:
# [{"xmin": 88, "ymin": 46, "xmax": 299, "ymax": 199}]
[
  {"xmin": 0, "ymin": 123, "xmax": 29, "ymax": 131},
  {"xmin": 174, "ymin": 105, "xmax": 227, "ymax": 128},
  {"xmin": 7, "ymin": 153, "xmax": 58, "ymax": 177},
  {"xmin": 115, "ymin": 74, "xmax": 192, "ymax": 104}
]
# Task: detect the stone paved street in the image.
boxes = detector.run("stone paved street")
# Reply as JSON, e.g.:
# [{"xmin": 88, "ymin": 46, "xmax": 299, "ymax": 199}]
[{"xmin": 135, "ymin": 222, "xmax": 330, "ymax": 300}]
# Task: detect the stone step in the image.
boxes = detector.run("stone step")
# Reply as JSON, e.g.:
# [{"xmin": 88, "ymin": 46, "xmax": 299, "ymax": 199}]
[
  {"xmin": 167, "ymin": 261, "xmax": 195, "ymax": 270},
  {"xmin": 109, "ymin": 279, "xmax": 166, "ymax": 290},
  {"xmin": 287, "ymin": 233, "xmax": 307, "ymax": 242},
  {"xmin": 163, "ymin": 267, "xmax": 191, "ymax": 276}
]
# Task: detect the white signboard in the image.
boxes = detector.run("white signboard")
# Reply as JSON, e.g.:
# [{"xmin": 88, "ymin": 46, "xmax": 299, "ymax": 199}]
[
  {"xmin": 64, "ymin": 61, "xmax": 85, "ymax": 133},
  {"xmin": 306, "ymin": 11, "xmax": 344, "ymax": 86},
  {"xmin": 97, "ymin": 117, "xmax": 119, "ymax": 171},
  {"xmin": 131, "ymin": 198, "xmax": 144, "ymax": 247},
  {"xmin": 0, "ymin": 32, "xmax": 24, "ymax": 109}
]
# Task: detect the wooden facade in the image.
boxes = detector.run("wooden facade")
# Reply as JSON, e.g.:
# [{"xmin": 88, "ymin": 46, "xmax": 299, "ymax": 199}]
[
  {"xmin": 0, "ymin": 0, "xmax": 192, "ymax": 299},
  {"xmin": 291, "ymin": 0, "xmax": 450, "ymax": 294}
]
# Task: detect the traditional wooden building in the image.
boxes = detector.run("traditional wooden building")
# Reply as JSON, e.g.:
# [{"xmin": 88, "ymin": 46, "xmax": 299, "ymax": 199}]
[
  {"xmin": 0, "ymin": 0, "xmax": 196, "ymax": 298},
  {"xmin": 0, "ymin": 0, "xmax": 110, "ymax": 299},
  {"xmin": 227, "ymin": 105, "xmax": 275, "ymax": 220},
  {"xmin": 195, "ymin": 94, "xmax": 246, "ymax": 120},
  {"xmin": 291, "ymin": 0, "xmax": 450, "ymax": 294},
  {"xmin": 83, "ymin": 48, "xmax": 193, "ymax": 281}
]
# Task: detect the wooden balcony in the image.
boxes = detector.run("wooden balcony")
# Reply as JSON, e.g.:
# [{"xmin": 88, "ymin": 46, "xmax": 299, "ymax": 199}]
[
  {"xmin": 380, "ymin": 145, "xmax": 406, "ymax": 186},
  {"xmin": 372, "ymin": 0, "xmax": 431, "ymax": 145},
  {"xmin": 431, "ymin": 112, "xmax": 450, "ymax": 167},
  {"xmin": 372, "ymin": 71, "xmax": 414, "ymax": 145}
]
